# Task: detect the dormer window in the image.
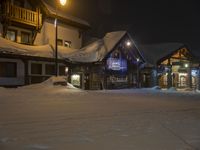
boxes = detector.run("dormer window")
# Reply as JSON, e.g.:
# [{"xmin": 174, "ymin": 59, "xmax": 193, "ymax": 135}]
[
  {"xmin": 64, "ymin": 41, "xmax": 72, "ymax": 48},
  {"xmin": 6, "ymin": 29, "xmax": 17, "ymax": 42},
  {"xmin": 21, "ymin": 31, "xmax": 30, "ymax": 44}
]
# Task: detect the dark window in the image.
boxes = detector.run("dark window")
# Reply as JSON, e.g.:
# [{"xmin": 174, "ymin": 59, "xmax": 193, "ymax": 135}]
[
  {"xmin": 64, "ymin": 41, "xmax": 72, "ymax": 48},
  {"xmin": 59, "ymin": 66, "xmax": 66, "ymax": 76},
  {"xmin": 45, "ymin": 64, "xmax": 55, "ymax": 75},
  {"xmin": 31, "ymin": 63, "xmax": 42, "ymax": 75},
  {"xmin": 57, "ymin": 39, "xmax": 63, "ymax": 46},
  {"xmin": 0, "ymin": 62, "xmax": 17, "ymax": 78},
  {"xmin": 6, "ymin": 30, "xmax": 17, "ymax": 42},
  {"xmin": 21, "ymin": 32, "xmax": 30, "ymax": 44}
]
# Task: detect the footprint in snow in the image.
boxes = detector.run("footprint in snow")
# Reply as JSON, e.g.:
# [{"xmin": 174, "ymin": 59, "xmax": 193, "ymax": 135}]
[
  {"xmin": 27, "ymin": 144, "xmax": 50, "ymax": 150},
  {"xmin": 0, "ymin": 137, "xmax": 10, "ymax": 143},
  {"xmin": 0, "ymin": 137, "xmax": 16, "ymax": 143}
]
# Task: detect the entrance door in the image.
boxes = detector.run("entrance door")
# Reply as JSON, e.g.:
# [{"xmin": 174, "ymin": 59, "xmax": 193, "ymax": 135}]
[
  {"xmin": 84, "ymin": 73, "xmax": 90, "ymax": 90},
  {"xmin": 180, "ymin": 75, "xmax": 187, "ymax": 88}
]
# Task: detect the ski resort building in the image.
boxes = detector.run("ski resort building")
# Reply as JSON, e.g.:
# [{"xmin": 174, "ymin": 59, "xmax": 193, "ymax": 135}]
[
  {"xmin": 0, "ymin": 0, "xmax": 200, "ymax": 90},
  {"xmin": 0, "ymin": 0, "xmax": 90, "ymax": 86},
  {"xmin": 139, "ymin": 44, "xmax": 200, "ymax": 90},
  {"xmin": 67, "ymin": 31, "xmax": 145, "ymax": 90}
]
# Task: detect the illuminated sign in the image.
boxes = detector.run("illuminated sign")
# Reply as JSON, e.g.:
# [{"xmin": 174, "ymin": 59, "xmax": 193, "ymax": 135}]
[{"xmin": 107, "ymin": 58, "xmax": 127, "ymax": 71}]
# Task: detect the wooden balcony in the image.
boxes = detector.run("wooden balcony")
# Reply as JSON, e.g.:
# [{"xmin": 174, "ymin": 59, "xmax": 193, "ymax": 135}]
[{"xmin": 3, "ymin": 2, "xmax": 42, "ymax": 29}]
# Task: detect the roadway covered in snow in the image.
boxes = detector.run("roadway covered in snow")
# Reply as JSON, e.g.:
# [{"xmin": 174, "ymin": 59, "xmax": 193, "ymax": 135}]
[{"xmin": 0, "ymin": 82, "xmax": 200, "ymax": 150}]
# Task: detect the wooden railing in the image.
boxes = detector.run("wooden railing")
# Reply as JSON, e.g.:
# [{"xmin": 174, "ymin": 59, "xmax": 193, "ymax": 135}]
[{"xmin": 4, "ymin": 2, "xmax": 42, "ymax": 29}]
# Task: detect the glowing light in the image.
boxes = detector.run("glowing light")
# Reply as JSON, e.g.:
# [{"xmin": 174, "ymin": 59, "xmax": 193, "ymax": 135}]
[
  {"xmin": 65, "ymin": 67, "xmax": 69, "ymax": 73},
  {"xmin": 184, "ymin": 63, "xmax": 189, "ymax": 68},
  {"xmin": 54, "ymin": 18, "xmax": 57, "ymax": 27},
  {"xmin": 136, "ymin": 58, "xmax": 140, "ymax": 62},
  {"xmin": 71, "ymin": 74, "xmax": 81, "ymax": 86},
  {"xmin": 126, "ymin": 41, "xmax": 131, "ymax": 47},
  {"xmin": 60, "ymin": 0, "xmax": 67, "ymax": 6}
]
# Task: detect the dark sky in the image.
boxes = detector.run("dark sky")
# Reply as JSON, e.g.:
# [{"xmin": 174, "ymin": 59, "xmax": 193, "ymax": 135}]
[{"xmin": 56, "ymin": 0, "xmax": 200, "ymax": 51}]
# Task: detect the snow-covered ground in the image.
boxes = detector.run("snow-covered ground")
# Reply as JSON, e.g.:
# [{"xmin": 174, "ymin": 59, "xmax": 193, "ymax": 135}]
[{"xmin": 0, "ymin": 80, "xmax": 200, "ymax": 150}]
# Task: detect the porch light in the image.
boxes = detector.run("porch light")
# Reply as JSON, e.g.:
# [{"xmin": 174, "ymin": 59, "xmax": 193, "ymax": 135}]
[
  {"xmin": 65, "ymin": 67, "xmax": 69, "ymax": 73},
  {"xmin": 184, "ymin": 63, "xmax": 189, "ymax": 68},
  {"xmin": 60, "ymin": 0, "xmax": 68, "ymax": 6},
  {"xmin": 126, "ymin": 41, "xmax": 131, "ymax": 47}
]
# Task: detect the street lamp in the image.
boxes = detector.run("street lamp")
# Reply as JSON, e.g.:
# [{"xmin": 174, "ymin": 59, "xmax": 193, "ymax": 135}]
[
  {"xmin": 136, "ymin": 58, "xmax": 140, "ymax": 88},
  {"xmin": 55, "ymin": 0, "xmax": 68, "ymax": 76},
  {"xmin": 60, "ymin": 0, "xmax": 67, "ymax": 6}
]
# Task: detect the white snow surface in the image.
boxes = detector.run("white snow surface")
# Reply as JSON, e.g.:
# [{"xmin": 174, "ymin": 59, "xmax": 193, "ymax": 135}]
[
  {"xmin": 67, "ymin": 31, "xmax": 127, "ymax": 62},
  {"xmin": 0, "ymin": 85, "xmax": 200, "ymax": 150},
  {"xmin": 0, "ymin": 31, "xmax": 127, "ymax": 62},
  {"xmin": 0, "ymin": 37, "xmax": 78, "ymax": 59},
  {"xmin": 20, "ymin": 76, "xmax": 79, "ymax": 91}
]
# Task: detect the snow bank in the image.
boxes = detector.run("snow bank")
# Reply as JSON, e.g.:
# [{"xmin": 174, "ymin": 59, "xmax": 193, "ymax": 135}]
[
  {"xmin": 151, "ymin": 86, "xmax": 161, "ymax": 90},
  {"xmin": 167, "ymin": 87, "xmax": 177, "ymax": 92},
  {"xmin": 196, "ymin": 89, "xmax": 200, "ymax": 93},
  {"xmin": 20, "ymin": 76, "xmax": 78, "ymax": 91},
  {"xmin": 0, "ymin": 37, "xmax": 78, "ymax": 59}
]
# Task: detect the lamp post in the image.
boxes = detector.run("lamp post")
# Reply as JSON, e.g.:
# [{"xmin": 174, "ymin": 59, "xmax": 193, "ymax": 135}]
[
  {"xmin": 55, "ymin": 0, "xmax": 67, "ymax": 76},
  {"xmin": 136, "ymin": 58, "xmax": 140, "ymax": 88}
]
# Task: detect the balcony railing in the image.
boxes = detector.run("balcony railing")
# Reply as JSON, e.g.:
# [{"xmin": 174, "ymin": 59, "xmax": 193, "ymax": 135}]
[{"xmin": 4, "ymin": 2, "xmax": 42, "ymax": 29}]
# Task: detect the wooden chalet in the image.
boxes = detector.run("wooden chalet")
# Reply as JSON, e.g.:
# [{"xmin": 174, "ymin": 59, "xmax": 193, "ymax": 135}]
[
  {"xmin": 139, "ymin": 43, "xmax": 200, "ymax": 89},
  {"xmin": 0, "ymin": 0, "xmax": 90, "ymax": 87},
  {"xmin": 66, "ymin": 31, "xmax": 145, "ymax": 90}
]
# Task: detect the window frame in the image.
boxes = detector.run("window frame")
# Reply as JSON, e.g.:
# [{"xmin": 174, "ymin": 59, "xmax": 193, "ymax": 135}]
[
  {"xmin": 21, "ymin": 31, "xmax": 31, "ymax": 44},
  {"xmin": 64, "ymin": 40, "xmax": 72, "ymax": 48},
  {"xmin": 6, "ymin": 29, "xmax": 17, "ymax": 42},
  {"xmin": 31, "ymin": 63, "xmax": 43, "ymax": 75},
  {"xmin": 0, "ymin": 62, "xmax": 17, "ymax": 78}
]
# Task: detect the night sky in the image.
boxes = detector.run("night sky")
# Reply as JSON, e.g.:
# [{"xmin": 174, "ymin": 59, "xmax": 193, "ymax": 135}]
[{"xmin": 54, "ymin": 0, "xmax": 200, "ymax": 52}]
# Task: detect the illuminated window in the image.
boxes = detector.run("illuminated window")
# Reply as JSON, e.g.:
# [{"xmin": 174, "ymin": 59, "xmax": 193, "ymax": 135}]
[
  {"xmin": 71, "ymin": 74, "xmax": 81, "ymax": 87},
  {"xmin": 64, "ymin": 41, "xmax": 72, "ymax": 48},
  {"xmin": 6, "ymin": 30, "xmax": 17, "ymax": 42}
]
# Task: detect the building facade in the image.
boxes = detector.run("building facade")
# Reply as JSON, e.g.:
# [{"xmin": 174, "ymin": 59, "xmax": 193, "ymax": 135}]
[
  {"xmin": 0, "ymin": 0, "xmax": 200, "ymax": 90},
  {"xmin": 139, "ymin": 44, "xmax": 200, "ymax": 90},
  {"xmin": 67, "ymin": 31, "xmax": 145, "ymax": 90},
  {"xmin": 0, "ymin": 0, "xmax": 90, "ymax": 87}
]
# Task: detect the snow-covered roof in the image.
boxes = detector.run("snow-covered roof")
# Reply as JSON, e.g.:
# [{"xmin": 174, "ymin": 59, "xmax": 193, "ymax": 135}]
[
  {"xmin": 0, "ymin": 37, "xmax": 78, "ymax": 59},
  {"xmin": 41, "ymin": 0, "xmax": 90, "ymax": 28},
  {"xmin": 138, "ymin": 43, "xmax": 185, "ymax": 65},
  {"xmin": 67, "ymin": 31, "xmax": 127, "ymax": 63}
]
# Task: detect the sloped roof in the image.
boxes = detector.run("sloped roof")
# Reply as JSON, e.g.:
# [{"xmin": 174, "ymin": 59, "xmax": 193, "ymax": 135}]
[
  {"xmin": 67, "ymin": 31, "xmax": 127, "ymax": 63},
  {"xmin": 41, "ymin": 0, "xmax": 90, "ymax": 29},
  {"xmin": 138, "ymin": 43, "xmax": 185, "ymax": 65},
  {"xmin": 0, "ymin": 37, "xmax": 77, "ymax": 59}
]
